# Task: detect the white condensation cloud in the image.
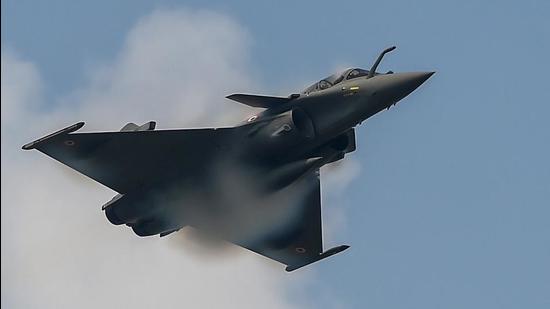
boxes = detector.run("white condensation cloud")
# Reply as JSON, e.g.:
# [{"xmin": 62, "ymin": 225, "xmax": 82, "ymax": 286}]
[
  {"xmin": 1, "ymin": 9, "xmax": 312, "ymax": 309},
  {"xmin": 321, "ymin": 158, "xmax": 361, "ymax": 246}
]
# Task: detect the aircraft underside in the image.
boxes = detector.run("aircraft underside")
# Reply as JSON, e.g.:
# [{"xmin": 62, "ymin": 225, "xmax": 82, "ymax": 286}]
[{"xmin": 22, "ymin": 46, "xmax": 433, "ymax": 271}]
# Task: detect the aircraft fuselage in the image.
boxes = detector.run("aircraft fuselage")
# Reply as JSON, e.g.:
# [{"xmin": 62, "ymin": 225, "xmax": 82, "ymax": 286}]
[{"xmin": 106, "ymin": 71, "xmax": 434, "ymax": 237}]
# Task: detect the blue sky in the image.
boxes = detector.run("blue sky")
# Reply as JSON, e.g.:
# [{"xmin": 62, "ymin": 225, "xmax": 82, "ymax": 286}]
[{"xmin": 2, "ymin": 0, "xmax": 549, "ymax": 308}]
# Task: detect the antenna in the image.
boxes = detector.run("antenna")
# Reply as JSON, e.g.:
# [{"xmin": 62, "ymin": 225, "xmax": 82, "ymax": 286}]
[{"xmin": 367, "ymin": 46, "xmax": 396, "ymax": 78}]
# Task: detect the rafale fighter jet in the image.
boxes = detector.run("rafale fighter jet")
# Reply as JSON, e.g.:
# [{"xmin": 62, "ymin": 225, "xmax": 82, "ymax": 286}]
[{"xmin": 23, "ymin": 46, "xmax": 433, "ymax": 271}]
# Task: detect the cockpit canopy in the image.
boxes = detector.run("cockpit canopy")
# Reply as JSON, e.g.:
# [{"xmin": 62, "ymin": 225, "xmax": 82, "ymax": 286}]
[{"xmin": 302, "ymin": 68, "xmax": 371, "ymax": 94}]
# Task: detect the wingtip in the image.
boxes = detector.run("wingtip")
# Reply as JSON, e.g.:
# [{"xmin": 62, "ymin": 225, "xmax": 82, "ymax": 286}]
[
  {"xmin": 21, "ymin": 121, "xmax": 85, "ymax": 150},
  {"xmin": 21, "ymin": 143, "xmax": 34, "ymax": 150},
  {"xmin": 284, "ymin": 244, "xmax": 351, "ymax": 272}
]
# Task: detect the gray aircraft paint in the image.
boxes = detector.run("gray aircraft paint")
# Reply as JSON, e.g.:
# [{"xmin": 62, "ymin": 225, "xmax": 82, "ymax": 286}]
[{"xmin": 22, "ymin": 47, "xmax": 433, "ymax": 271}]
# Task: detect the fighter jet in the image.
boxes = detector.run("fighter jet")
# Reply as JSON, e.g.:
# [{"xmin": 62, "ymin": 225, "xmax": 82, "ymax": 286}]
[{"xmin": 23, "ymin": 46, "xmax": 433, "ymax": 271}]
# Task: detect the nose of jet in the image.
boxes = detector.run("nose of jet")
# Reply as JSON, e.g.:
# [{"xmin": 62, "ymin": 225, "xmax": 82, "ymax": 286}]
[
  {"xmin": 371, "ymin": 71, "xmax": 434, "ymax": 105},
  {"xmin": 393, "ymin": 71, "xmax": 435, "ymax": 93}
]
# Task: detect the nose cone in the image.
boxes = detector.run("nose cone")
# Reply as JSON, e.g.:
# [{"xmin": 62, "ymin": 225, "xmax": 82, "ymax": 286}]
[
  {"xmin": 371, "ymin": 71, "xmax": 434, "ymax": 106},
  {"xmin": 392, "ymin": 71, "xmax": 434, "ymax": 94}
]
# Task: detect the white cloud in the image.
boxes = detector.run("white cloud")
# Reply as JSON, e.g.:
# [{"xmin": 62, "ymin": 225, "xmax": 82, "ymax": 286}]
[
  {"xmin": 1, "ymin": 50, "xmax": 43, "ymax": 132},
  {"xmin": 321, "ymin": 158, "xmax": 361, "ymax": 246},
  {"xmin": 324, "ymin": 159, "xmax": 362, "ymax": 195},
  {"xmin": 1, "ymin": 8, "xmax": 312, "ymax": 309},
  {"xmin": 56, "ymin": 9, "xmax": 257, "ymax": 130}
]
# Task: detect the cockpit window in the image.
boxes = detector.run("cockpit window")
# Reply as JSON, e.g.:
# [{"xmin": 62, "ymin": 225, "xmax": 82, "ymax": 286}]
[
  {"xmin": 318, "ymin": 80, "xmax": 332, "ymax": 90},
  {"xmin": 302, "ymin": 68, "xmax": 370, "ymax": 94},
  {"xmin": 331, "ymin": 74, "xmax": 346, "ymax": 85},
  {"xmin": 346, "ymin": 68, "xmax": 370, "ymax": 80},
  {"xmin": 324, "ymin": 71, "xmax": 346, "ymax": 85},
  {"xmin": 303, "ymin": 70, "xmax": 346, "ymax": 94}
]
